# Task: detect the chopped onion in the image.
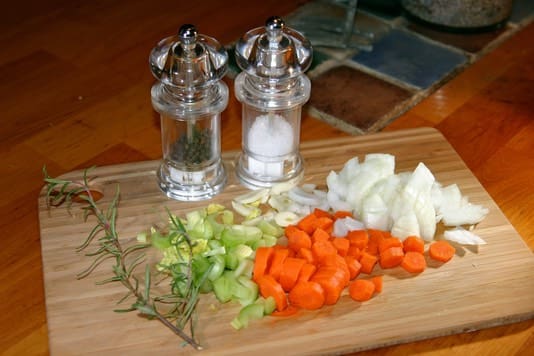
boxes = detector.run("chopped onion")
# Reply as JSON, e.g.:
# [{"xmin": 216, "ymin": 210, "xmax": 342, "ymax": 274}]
[
  {"xmin": 444, "ymin": 227, "xmax": 487, "ymax": 245},
  {"xmin": 332, "ymin": 217, "xmax": 365, "ymax": 237},
  {"xmin": 274, "ymin": 211, "xmax": 300, "ymax": 227},
  {"xmin": 288, "ymin": 186, "xmax": 322, "ymax": 206}
]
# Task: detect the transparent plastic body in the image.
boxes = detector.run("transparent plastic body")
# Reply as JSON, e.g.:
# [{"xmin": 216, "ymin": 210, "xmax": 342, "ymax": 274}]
[{"xmin": 158, "ymin": 112, "xmax": 226, "ymax": 201}]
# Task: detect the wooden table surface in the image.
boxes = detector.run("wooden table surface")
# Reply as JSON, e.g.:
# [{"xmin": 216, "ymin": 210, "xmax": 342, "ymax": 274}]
[{"xmin": 1, "ymin": 1, "xmax": 532, "ymax": 355}]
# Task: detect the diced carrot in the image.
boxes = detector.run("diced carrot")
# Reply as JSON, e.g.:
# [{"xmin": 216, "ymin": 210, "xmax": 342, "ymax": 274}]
[
  {"xmin": 286, "ymin": 226, "xmax": 312, "ymax": 253},
  {"xmin": 371, "ymin": 275, "xmax": 383, "ymax": 293},
  {"xmin": 360, "ymin": 251, "xmax": 378, "ymax": 274},
  {"xmin": 346, "ymin": 245, "xmax": 362, "ymax": 260},
  {"xmin": 331, "ymin": 237, "xmax": 350, "ymax": 256},
  {"xmin": 296, "ymin": 247, "xmax": 314, "ymax": 264},
  {"xmin": 288, "ymin": 281, "xmax": 325, "ymax": 310},
  {"xmin": 315, "ymin": 216, "xmax": 334, "ymax": 232},
  {"xmin": 378, "ymin": 237, "xmax": 403, "ymax": 254},
  {"xmin": 297, "ymin": 213, "xmax": 319, "ymax": 235},
  {"xmin": 279, "ymin": 257, "xmax": 306, "ymax": 292},
  {"xmin": 429, "ymin": 240, "xmax": 456, "ymax": 262},
  {"xmin": 333, "ymin": 210, "xmax": 353, "ymax": 219},
  {"xmin": 268, "ymin": 248, "xmax": 289, "ymax": 281},
  {"xmin": 311, "ymin": 227, "xmax": 330, "ymax": 243},
  {"xmin": 402, "ymin": 235, "xmax": 425, "ymax": 254},
  {"xmin": 347, "ymin": 229, "xmax": 369, "ymax": 250},
  {"xmin": 297, "ymin": 263, "xmax": 317, "ymax": 283},
  {"xmin": 344, "ymin": 255, "xmax": 362, "ymax": 280},
  {"xmin": 257, "ymin": 275, "xmax": 287, "ymax": 311},
  {"xmin": 401, "ymin": 251, "xmax": 427, "ymax": 273},
  {"xmin": 311, "ymin": 239, "xmax": 337, "ymax": 264},
  {"xmin": 367, "ymin": 229, "xmax": 386, "ymax": 255},
  {"xmin": 313, "ymin": 208, "xmax": 334, "ymax": 219},
  {"xmin": 311, "ymin": 270, "xmax": 345, "ymax": 305},
  {"xmin": 271, "ymin": 305, "xmax": 299, "ymax": 317},
  {"xmin": 349, "ymin": 279, "xmax": 375, "ymax": 302},
  {"xmin": 331, "ymin": 254, "xmax": 350, "ymax": 286},
  {"xmin": 379, "ymin": 246, "xmax": 405, "ymax": 269},
  {"xmin": 252, "ymin": 246, "xmax": 274, "ymax": 282}
]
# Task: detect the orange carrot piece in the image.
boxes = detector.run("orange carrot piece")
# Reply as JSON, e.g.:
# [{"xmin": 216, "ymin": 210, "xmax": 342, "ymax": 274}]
[
  {"xmin": 286, "ymin": 226, "xmax": 312, "ymax": 253},
  {"xmin": 313, "ymin": 208, "xmax": 334, "ymax": 219},
  {"xmin": 296, "ymin": 247, "xmax": 314, "ymax": 264},
  {"xmin": 268, "ymin": 248, "xmax": 289, "ymax": 281},
  {"xmin": 253, "ymin": 246, "xmax": 274, "ymax": 282},
  {"xmin": 312, "ymin": 227, "xmax": 330, "ymax": 243},
  {"xmin": 349, "ymin": 279, "xmax": 375, "ymax": 302},
  {"xmin": 257, "ymin": 275, "xmax": 287, "ymax": 312},
  {"xmin": 378, "ymin": 237, "xmax": 403, "ymax": 254},
  {"xmin": 344, "ymin": 255, "xmax": 362, "ymax": 280},
  {"xmin": 346, "ymin": 245, "xmax": 362, "ymax": 260},
  {"xmin": 311, "ymin": 239, "xmax": 337, "ymax": 264},
  {"xmin": 280, "ymin": 257, "xmax": 306, "ymax": 292},
  {"xmin": 360, "ymin": 251, "xmax": 378, "ymax": 274},
  {"xmin": 315, "ymin": 216, "xmax": 334, "ymax": 232},
  {"xmin": 429, "ymin": 240, "xmax": 456, "ymax": 262},
  {"xmin": 366, "ymin": 229, "xmax": 386, "ymax": 255},
  {"xmin": 403, "ymin": 235, "xmax": 425, "ymax": 254},
  {"xmin": 271, "ymin": 305, "xmax": 299, "ymax": 317},
  {"xmin": 297, "ymin": 263, "xmax": 317, "ymax": 283},
  {"xmin": 371, "ymin": 275, "xmax": 383, "ymax": 293},
  {"xmin": 297, "ymin": 213, "xmax": 319, "ymax": 235},
  {"xmin": 401, "ymin": 251, "xmax": 427, "ymax": 273},
  {"xmin": 288, "ymin": 281, "xmax": 325, "ymax": 310},
  {"xmin": 379, "ymin": 246, "xmax": 405, "ymax": 269},
  {"xmin": 331, "ymin": 237, "xmax": 350, "ymax": 257},
  {"xmin": 333, "ymin": 210, "xmax": 353, "ymax": 219},
  {"xmin": 311, "ymin": 271, "xmax": 345, "ymax": 305},
  {"xmin": 347, "ymin": 230, "xmax": 369, "ymax": 250}
]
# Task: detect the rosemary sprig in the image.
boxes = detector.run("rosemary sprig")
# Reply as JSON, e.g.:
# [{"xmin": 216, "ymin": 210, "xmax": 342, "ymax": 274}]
[{"xmin": 43, "ymin": 166, "xmax": 203, "ymax": 350}]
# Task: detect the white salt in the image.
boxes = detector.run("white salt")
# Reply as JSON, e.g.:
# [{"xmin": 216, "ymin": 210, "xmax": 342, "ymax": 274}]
[
  {"xmin": 248, "ymin": 114, "xmax": 293, "ymax": 156},
  {"xmin": 247, "ymin": 114, "xmax": 294, "ymax": 177}
]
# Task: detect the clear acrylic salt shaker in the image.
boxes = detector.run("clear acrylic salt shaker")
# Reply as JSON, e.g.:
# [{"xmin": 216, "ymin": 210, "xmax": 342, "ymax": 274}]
[
  {"xmin": 150, "ymin": 24, "xmax": 228, "ymax": 201},
  {"xmin": 234, "ymin": 16, "xmax": 313, "ymax": 189}
]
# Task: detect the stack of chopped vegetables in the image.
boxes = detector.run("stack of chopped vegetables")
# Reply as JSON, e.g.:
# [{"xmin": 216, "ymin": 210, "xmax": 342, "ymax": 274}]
[{"xmin": 149, "ymin": 153, "xmax": 488, "ymax": 330}]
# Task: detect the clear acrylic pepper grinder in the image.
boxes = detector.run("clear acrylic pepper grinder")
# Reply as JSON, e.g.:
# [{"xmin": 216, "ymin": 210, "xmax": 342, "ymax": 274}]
[
  {"xmin": 234, "ymin": 16, "xmax": 313, "ymax": 189},
  {"xmin": 150, "ymin": 24, "xmax": 229, "ymax": 201}
]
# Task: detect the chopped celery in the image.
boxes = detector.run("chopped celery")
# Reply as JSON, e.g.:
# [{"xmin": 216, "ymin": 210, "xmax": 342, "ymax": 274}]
[
  {"xmin": 260, "ymin": 296, "xmax": 277, "ymax": 315},
  {"xmin": 222, "ymin": 209, "xmax": 234, "ymax": 225},
  {"xmin": 232, "ymin": 276, "xmax": 259, "ymax": 306},
  {"xmin": 207, "ymin": 255, "xmax": 225, "ymax": 281},
  {"xmin": 221, "ymin": 225, "xmax": 263, "ymax": 247},
  {"xmin": 212, "ymin": 271, "xmax": 236, "ymax": 303},
  {"xmin": 233, "ymin": 258, "xmax": 254, "ymax": 278},
  {"xmin": 150, "ymin": 231, "xmax": 172, "ymax": 250},
  {"xmin": 258, "ymin": 220, "xmax": 283, "ymax": 237},
  {"xmin": 230, "ymin": 303, "xmax": 265, "ymax": 330}
]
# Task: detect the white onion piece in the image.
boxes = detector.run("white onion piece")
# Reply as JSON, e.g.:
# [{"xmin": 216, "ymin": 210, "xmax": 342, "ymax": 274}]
[
  {"xmin": 440, "ymin": 204, "xmax": 489, "ymax": 226},
  {"xmin": 270, "ymin": 181, "xmax": 296, "ymax": 195},
  {"xmin": 391, "ymin": 212, "xmax": 420, "ymax": 240},
  {"xmin": 360, "ymin": 193, "xmax": 390, "ymax": 230},
  {"xmin": 301, "ymin": 183, "xmax": 316, "ymax": 193},
  {"xmin": 234, "ymin": 188, "xmax": 270, "ymax": 205},
  {"xmin": 274, "ymin": 211, "xmax": 300, "ymax": 227},
  {"xmin": 444, "ymin": 227, "xmax": 487, "ymax": 245},
  {"xmin": 332, "ymin": 217, "xmax": 365, "ymax": 237},
  {"xmin": 288, "ymin": 186, "xmax": 322, "ymax": 206}
]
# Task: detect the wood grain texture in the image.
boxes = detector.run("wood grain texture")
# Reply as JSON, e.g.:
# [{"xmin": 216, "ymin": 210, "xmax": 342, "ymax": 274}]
[
  {"xmin": 0, "ymin": 0, "xmax": 532, "ymax": 355},
  {"xmin": 37, "ymin": 128, "xmax": 534, "ymax": 355}
]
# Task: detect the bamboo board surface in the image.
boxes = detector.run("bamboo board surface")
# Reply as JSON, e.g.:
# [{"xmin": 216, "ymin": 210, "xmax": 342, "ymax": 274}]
[{"xmin": 38, "ymin": 127, "xmax": 534, "ymax": 355}]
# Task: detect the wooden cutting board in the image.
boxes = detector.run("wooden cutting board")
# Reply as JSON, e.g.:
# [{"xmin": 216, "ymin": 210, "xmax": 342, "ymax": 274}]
[{"xmin": 38, "ymin": 127, "xmax": 534, "ymax": 355}]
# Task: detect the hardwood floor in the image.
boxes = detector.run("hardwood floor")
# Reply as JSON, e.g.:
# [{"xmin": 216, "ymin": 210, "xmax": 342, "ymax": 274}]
[{"xmin": 0, "ymin": 1, "xmax": 532, "ymax": 355}]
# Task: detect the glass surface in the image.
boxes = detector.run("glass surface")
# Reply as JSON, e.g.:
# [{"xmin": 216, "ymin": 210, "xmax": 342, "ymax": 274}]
[{"xmin": 158, "ymin": 113, "xmax": 226, "ymax": 200}]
